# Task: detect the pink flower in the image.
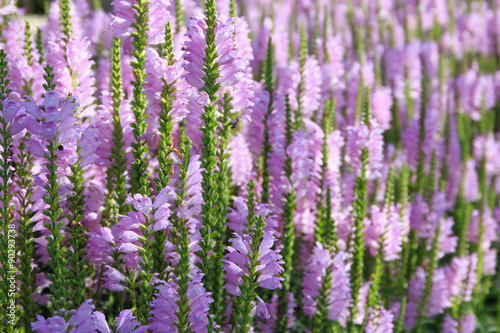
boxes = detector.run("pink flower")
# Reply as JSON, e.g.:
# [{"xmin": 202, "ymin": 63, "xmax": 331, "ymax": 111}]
[
  {"xmin": 223, "ymin": 232, "xmax": 284, "ymax": 296},
  {"xmin": 463, "ymin": 159, "xmax": 479, "ymax": 202},
  {"xmin": 444, "ymin": 254, "xmax": 477, "ymax": 303},
  {"xmin": 0, "ymin": 0, "xmax": 16, "ymax": 15},
  {"xmin": 2, "ymin": 100, "xmax": 21, "ymax": 123},
  {"xmin": 346, "ymin": 118, "xmax": 384, "ymax": 180},
  {"xmin": 371, "ymin": 87, "xmax": 393, "ymax": 131},
  {"xmin": 299, "ymin": 56, "xmax": 321, "ymax": 119},
  {"xmin": 365, "ymin": 306, "xmax": 394, "ymax": 333},
  {"xmin": 302, "ymin": 243, "xmax": 351, "ymax": 321},
  {"xmin": 442, "ymin": 314, "xmax": 476, "ymax": 333},
  {"xmin": 114, "ymin": 310, "xmax": 140, "ymax": 333},
  {"xmin": 183, "ymin": 14, "xmax": 243, "ymax": 96},
  {"xmin": 364, "ymin": 205, "xmax": 403, "ymax": 261},
  {"xmin": 144, "ymin": 46, "xmax": 191, "ymax": 129},
  {"xmin": 468, "ymin": 207, "xmax": 498, "ymax": 250},
  {"xmin": 228, "ymin": 133, "xmax": 254, "ymax": 187}
]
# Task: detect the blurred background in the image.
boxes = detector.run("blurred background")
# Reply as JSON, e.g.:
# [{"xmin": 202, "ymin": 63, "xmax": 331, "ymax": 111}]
[{"xmin": 17, "ymin": 0, "xmax": 112, "ymax": 15}]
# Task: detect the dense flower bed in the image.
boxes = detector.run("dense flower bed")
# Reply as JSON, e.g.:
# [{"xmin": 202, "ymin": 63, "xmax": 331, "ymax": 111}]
[{"xmin": 1, "ymin": 0, "xmax": 500, "ymax": 332}]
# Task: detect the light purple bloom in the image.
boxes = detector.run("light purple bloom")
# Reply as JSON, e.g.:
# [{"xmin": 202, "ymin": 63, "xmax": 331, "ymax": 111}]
[
  {"xmin": 442, "ymin": 314, "xmax": 476, "ymax": 333},
  {"xmin": 365, "ymin": 306, "xmax": 394, "ymax": 333},
  {"xmin": 364, "ymin": 204, "xmax": 403, "ymax": 261},
  {"xmin": 223, "ymin": 232, "xmax": 284, "ymax": 296},
  {"xmin": 345, "ymin": 118, "xmax": 384, "ymax": 180},
  {"xmin": 102, "ymin": 265, "xmax": 126, "ymax": 291},
  {"xmin": 148, "ymin": 274, "xmax": 212, "ymax": 333},
  {"xmin": 32, "ymin": 299, "xmax": 104, "ymax": 333},
  {"xmin": 468, "ymin": 207, "xmax": 498, "ymax": 251},
  {"xmin": 301, "ymin": 243, "xmax": 351, "ymax": 321},
  {"xmin": 144, "ymin": 46, "xmax": 191, "ymax": 129},
  {"xmin": 444, "ymin": 254, "xmax": 477, "ymax": 303},
  {"xmin": 183, "ymin": 14, "xmax": 243, "ymax": 97},
  {"xmin": 299, "ymin": 56, "xmax": 321, "ymax": 119}
]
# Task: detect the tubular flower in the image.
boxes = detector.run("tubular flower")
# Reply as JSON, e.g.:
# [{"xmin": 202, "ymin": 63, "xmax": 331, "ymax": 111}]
[
  {"xmin": 47, "ymin": 37, "xmax": 97, "ymax": 118},
  {"xmin": 364, "ymin": 205, "xmax": 403, "ymax": 261},
  {"xmin": 365, "ymin": 306, "xmax": 394, "ymax": 333},
  {"xmin": 442, "ymin": 314, "xmax": 476, "ymax": 333},
  {"xmin": 112, "ymin": 189, "xmax": 174, "ymax": 254},
  {"xmin": 147, "ymin": 274, "xmax": 213, "ymax": 333},
  {"xmin": 345, "ymin": 118, "xmax": 384, "ymax": 180},
  {"xmin": 299, "ymin": 56, "xmax": 321, "ymax": 119},
  {"xmin": 31, "ymin": 300, "xmax": 107, "ymax": 333},
  {"xmin": 144, "ymin": 46, "xmax": 191, "ymax": 128},
  {"xmin": 301, "ymin": 243, "xmax": 351, "ymax": 321},
  {"xmin": 222, "ymin": 232, "xmax": 284, "ymax": 296},
  {"xmin": 444, "ymin": 254, "xmax": 477, "ymax": 303},
  {"xmin": 405, "ymin": 267, "xmax": 452, "ymax": 329},
  {"xmin": 468, "ymin": 207, "xmax": 498, "ymax": 251},
  {"xmin": 183, "ymin": 14, "xmax": 243, "ymax": 97},
  {"xmin": 110, "ymin": 0, "xmax": 172, "ymax": 44}
]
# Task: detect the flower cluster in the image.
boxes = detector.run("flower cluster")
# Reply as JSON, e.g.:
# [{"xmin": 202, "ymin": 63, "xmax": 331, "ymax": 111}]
[{"xmin": 1, "ymin": 0, "xmax": 500, "ymax": 332}]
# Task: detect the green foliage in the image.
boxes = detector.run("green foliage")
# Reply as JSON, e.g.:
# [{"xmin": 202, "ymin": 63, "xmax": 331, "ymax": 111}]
[
  {"xmin": 65, "ymin": 145, "xmax": 88, "ymax": 307},
  {"xmin": 313, "ymin": 264, "xmax": 333, "ymax": 333},
  {"xmin": 175, "ymin": 0, "xmax": 185, "ymax": 33},
  {"xmin": 152, "ymin": 23, "xmax": 176, "ymax": 277},
  {"xmin": 129, "ymin": 0, "xmax": 152, "ymax": 196},
  {"xmin": 104, "ymin": 37, "xmax": 129, "ymax": 226},
  {"xmin": 261, "ymin": 38, "xmax": 274, "ymax": 204},
  {"xmin": 196, "ymin": 1, "xmax": 225, "ymax": 329},
  {"xmin": 277, "ymin": 95, "xmax": 297, "ymax": 331},
  {"xmin": 43, "ymin": 139, "xmax": 72, "ymax": 317},
  {"xmin": 232, "ymin": 215, "xmax": 267, "ymax": 333},
  {"xmin": 348, "ymin": 87, "xmax": 371, "ymax": 329},
  {"xmin": 414, "ymin": 223, "xmax": 441, "ymax": 332},
  {"xmin": 14, "ymin": 137, "xmax": 37, "ymax": 332},
  {"xmin": 0, "ymin": 49, "xmax": 18, "ymax": 333},
  {"xmin": 59, "ymin": 0, "xmax": 73, "ymax": 43},
  {"xmin": 171, "ymin": 139, "xmax": 193, "ymax": 333}
]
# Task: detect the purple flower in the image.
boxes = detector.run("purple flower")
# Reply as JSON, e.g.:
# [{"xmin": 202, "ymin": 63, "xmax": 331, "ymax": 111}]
[
  {"xmin": 299, "ymin": 56, "xmax": 321, "ymax": 119},
  {"xmin": 371, "ymin": 87, "xmax": 393, "ymax": 131},
  {"xmin": 183, "ymin": 14, "xmax": 243, "ymax": 96},
  {"xmin": 364, "ymin": 204, "xmax": 403, "ymax": 261},
  {"xmin": 186, "ymin": 274, "xmax": 213, "ymax": 333},
  {"xmin": 228, "ymin": 133, "xmax": 254, "ymax": 188},
  {"xmin": 114, "ymin": 310, "xmax": 140, "ymax": 333},
  {"xmin": 463, "ymin": 159, "xmax": 479, "ymax": 202},
  {"xmin": 468, "ymin": 207, "xmax": 498, "ymax": 251},
  {"xmin": 32, "ymin": 299, "xmax": 104, "ymax": 333},
  {"xmin": 405, "ymin": 267, "xmax": 451, "ymax": 329},
  {"xmin": 47, "ymin": 37, "xmax": 96, "ymax": 118},
  {"xmin": 0, "ymin": 0, "xmax": 16, "ymax": 15},
  {"xmin": 345, "ymin": 118, "xmax": 384, "ymax": 180},
  {"xmin": 302, "ymin": 243, "xmax": 351, "ymax": 321},
  {"xmin": 102, "ymin": 266, "xmax": 127, "ymax": 291},
  {"xmin": 144, "ymin": 46, "xmax": 191, "ymax": 128},
  {"xmin": 226, "ymin": 196, "xmax": 277, "ymax": 234},
  {"xmin": 442, "ymin": 314, "xmax": 476, "ymax": 333},
  {"xmin": 85, "ymin": 227, "xmax": 114, "ymax": 265},
  {"xmin": 444, "ymin": 254, "xmax": 477, "ymax": 303},
  {"xmin": 223, "ymin": 232, "xmax": 284, "ymax": 296},
  {"xmin": 93, "ymin": 93, "xmax": 134, "ymax": 168},
  {"xmin": 2, "ymin": 100, "xmax": 21, "ymax": 123},
  {"xmin": 365, "ymin": 306, "xmax": 394, "ymax": 333},
  {"xmin": 110, "ymin": 0, "xmax": 171, "ymax": 44},
  {"xmin": 148, "ymin": 274, "xmax": 212, "ymax": 333},
  {"xmin": 147, "ymin": 281, "xmax": 179, "ymax": 332},
  {"xmin": 112, "ymin": 190, "xmax": 173, "ymax": 253}
]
